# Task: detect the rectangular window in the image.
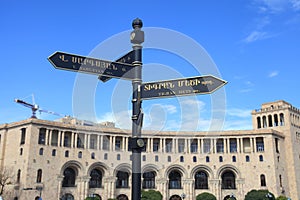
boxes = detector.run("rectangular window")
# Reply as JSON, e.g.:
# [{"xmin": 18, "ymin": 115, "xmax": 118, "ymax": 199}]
[
  {"xmin": 153, "ymin": 139, "xmax": 159, "ymax": 152},
  {"xmin": 166, "ymin": 139, "xmax": 172, "ymax": 153},
  {"xmin": 178, "ymin": 139, "xmax": 185, "ymax": 153},
  {"xmin": 155, "ymin": 155, "xmax": 159, "ymax": 162},
  {"xmin": 38, "ymin": 128, "xmax": 46, "ymax": 145},
  {"xmin": 230, "ymin": 139, "xmax": 237, "ymax": 153},
  {"xmin": 20, "ymin": 128, "xmax": 26, "ymax": 145},
  {"xmin": 256, "ymin": 137, "xmax": 264, "ymax": 152},
  {"xmin": 216, "ymin": 139, "xmax": 224, "ymax": 153},
  {"xmin": 203, "ymin": 139, "xmax": 211, "ymax": 153},
  {"xmin": 51, "ymin": 130, "xmax": 58, "ymax": 146},
  {"xmin": 190, "ymin": 140, "xmax": 198, "ymax": 153},
  {"xmin": 90, "ymin": 138, "xmax": 96, "ymax": 149},
  {"xmin": 115, "ymin": 137, "xmax": 122, "ymax": 151},
  {"xmin": 102, "ymin": 136, "xmax": 110, "ymax": 150}
]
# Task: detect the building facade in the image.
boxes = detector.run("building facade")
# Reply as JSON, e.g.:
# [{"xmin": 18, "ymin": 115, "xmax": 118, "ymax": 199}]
[{"xmin": 0, "ymin": 100, "xmax": 299, "ymax": 200}]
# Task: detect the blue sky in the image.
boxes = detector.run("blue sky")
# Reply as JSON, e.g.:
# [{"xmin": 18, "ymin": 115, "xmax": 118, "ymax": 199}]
[{"xmin": 1, "ymin": 0, "xmax": 300, "ymax": 131}]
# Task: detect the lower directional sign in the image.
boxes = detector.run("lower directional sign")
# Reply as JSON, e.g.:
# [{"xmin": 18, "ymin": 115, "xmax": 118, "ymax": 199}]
[
  {"xmin": 141, "ymin": 75, "xmax": 227, "ymax": 100},
  {"xmin": 48, "ymin": 51, "xmax": 135, "ymax": 80}
]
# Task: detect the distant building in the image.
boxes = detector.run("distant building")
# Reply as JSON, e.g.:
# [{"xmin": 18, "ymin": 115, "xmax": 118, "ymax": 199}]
[{"xmin": 0, "ymin": 100, "xmax": 299, "ymax": 200}]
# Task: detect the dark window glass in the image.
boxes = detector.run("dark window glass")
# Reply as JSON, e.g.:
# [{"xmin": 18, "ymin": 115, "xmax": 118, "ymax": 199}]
[
  {"xmin": 195, "ymin": 171, "xmax": 208, "ymax": 189},
  {"xmin": 116, "ymin": 171, "xmax": 129, "ymax": 188},
  {"xmin": 169, "ymin": 170, "xmax": 182, "ymax": 189},
  {"xmin": 36, "ymin": 169, "xmax": 42, "ymax": 183},
  {"xmin": 221, "ymin": 171, "xmax": 236, "ymax": 189},
  {"xmin": 38, "ymin": 128, "xmax": 46, "ymax": 145},
  {"xmin": 142, "ymin": 171, "xmax": 155, "ymax": 189},
  {"xmin": 62, "ymin": 168, "xmax": 76, "ymax": 187},
  {"xmin": 89, "ymin": 169, "xmax": 102, "ymax": 188}
]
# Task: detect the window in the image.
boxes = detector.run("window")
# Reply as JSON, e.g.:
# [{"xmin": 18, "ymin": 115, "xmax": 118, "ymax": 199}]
[
  {"xmin": 168, "ymin": 156, "xmax": 171, "ymax": 162},
  {"xmin": 280, "ymin": 113, "xmax": 285, "ymax": 126},
  {"xmin": 142, "ymin": 171, "xmax": 156, "ymax": 189},
  {"xmin": 89, "ymin": 169, "xmax": 102, "ymax": 188},
  {"xmin": 51, "ymin": 130, "xmax": 59, "ymax": 146},
  {"xmin": 77, "ymin": 135, "xmax": 84, "ymax": 148},
  {"xmin": 116, "ymin": 171, "xmax": 129, "ymax": 188},
  {"xmin": 275, "ymin": 138, "xmax": 279, "ymax": 153},
  {"xmin": 259, "ymin": 155, "xmax": 264, "ymax": 162},
  {"xmin": 117, "ymin": 154, "xmax": 121, "ymax": 160},
  {"xmin": 166, "ymin": 139, "xmax": 172, "ymax": 153},
  {"xmin": 62, "ymin": 167, "xmax": 76, "ymax": 187},
  {"xmin": 178, "ymin": 139, "xmax": 185, "ymax": 153},
  {"xmin": 256, "ymin": 137, "xmax": 264, "ymax": 152},
  {"xmin": 153, "ymin": 139, "xmax": 159, "ymax": 152},
  {"xmin": 216, "ymin": 139, "xmax": 224, "ymax": 153},
  {"xmin": 246, "ymin": 155, "xmax": 250, "ymax": 162},
  {"xmin": 143, "ymin": 155, "xmax": 146, "ymax": 161},
  {"xmin": 17, "ymin": 169, "xmax": 21, "ymax": 183},
  {"xmin": 36, "ymin": 169, "xmax": 42, "ymax": 183},
  {"xmin": 39, "ymin": 148, "xmax": 44, "ymax": 155},
  {"xmin": 63, "ymin": 132, "xmax": 71, "ymax": 147},
  {"xmin": 260, "ymin": 174, "xmax": 266, "ymax": 186},
  {"xmin": 219, "ymin": 156, "xmax": 223, "ymax": 162},
  {"xmin": 221, "ymin": 171, "xmax": 236, "ymax": 189},
  {"xmin": 91, "ymin": 152, "xmax": 95, "ymax": 159},
  {"xmin": 102, "ymin": 136, "xmax": 110, "ymax": 150},
  {"xmin": 180, "ymin": 156, "xmax": 184, "ymax": 162},
  {"xmin": 203, "ymin": 139, "xmax": 211, "ymax": 153},
  {"xmin": 65, "ymin": 150, "xmax": 69, "ymax": 158},
  {"xmin": 78, "ymin": 151, "xmax": 82, "ymax": 158},
  {"xmin": 20, "ymin": 148, "xmax": 23, "ymax": 156},
  {"xmin": 169, "ymin": 170, "xmax": 182, "ymax": 189},
  {"xmin": 193, "ymin": 156, "xmax": 197, "ymax": 162},
  {"xmin": 155, "ymin": 155, "xmax": 159, "ymax": 162},
  {"xmin": 232, "ymin": 156, "xmax": 236, "ymax": 162},
  {"xmin": 90, "ymin": 138, "xmax": 96, "ymax": 149},
  {"xmin": 52, "ymin": 149, "xmax": 56, "ymax": 156},
  {"xmin": 38, "ymin": 128, "xmax": 46, "ymax": 145},
  {"xmin": 195, "ymin": 171, "xmax": 208, "ymax": 189},
  {"xmin": 127, "ymin": 137, "xmax": 132, "ymax": 151},
  {"xmin": 115, "ymin": 137, "xmax": 122, "ymax": 151},
  {"xmin": 191, "ymin": 140, "xmax": 198, "ymax": 153},
  {"xmin": 104, "ymin": 153, "xmax": 108, "ymax": 160},
  {"xmin": 206, "ymin": 156, "xmax": 210, "ymax": 163},
  {"xmin": 230, "ymin": 139, "xmax": 237, "ymax": 153},
  {"xmin": 20, "ymin": 128, "xmax": 26, "ymax": 145},
  {"xmin": 279, "ymin": 175, "xmax": 283, "ymax": 187}
]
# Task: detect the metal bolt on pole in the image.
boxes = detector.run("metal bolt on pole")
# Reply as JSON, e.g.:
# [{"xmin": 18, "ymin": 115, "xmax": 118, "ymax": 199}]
[{"xmin": 130, "ymin": 18, "xmax": 144, "ymax": 200}]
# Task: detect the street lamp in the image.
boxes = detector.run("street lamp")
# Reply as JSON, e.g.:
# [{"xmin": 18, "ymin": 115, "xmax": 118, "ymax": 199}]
[{"xmin": 266, "ymin": 193, "xmax": 273, "ymax": 200}]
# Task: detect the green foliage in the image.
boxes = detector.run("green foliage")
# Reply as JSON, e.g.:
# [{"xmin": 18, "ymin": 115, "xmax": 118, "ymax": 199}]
[
  {"xmin": 196, "ymin": 192, "xmax": 217, "ymax": 200},
  {"xmin": 244, "ymin": 189, "xmax": 275, "ymax": 200},
  {"xmin": 85, "ymin": 197, "xmax": 101, "ymax": 200},
  {"xmin": 141, "ymin": 190, "xmax": 163, "ymax": 200},
  {"xmin": 276, "ymin": 196, "xmax": 289, "ymax": 200},
  {"xmin": 107, "ymin": 199, "xmax": 117, "ymax": 200}
]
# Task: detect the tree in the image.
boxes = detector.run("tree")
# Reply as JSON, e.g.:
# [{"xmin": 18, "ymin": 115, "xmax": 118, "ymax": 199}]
[
  {"xmin": 276, "ymin": 196, "xmax": 289, "ymax": 200},
  {"xmin": 245, "ymin": 189, "xmax": 275, "ymax": 200},
  {"xmin": 196, "ymin": 192, "xmax": 217, "ymax": 200},
  {"xmin": 141, "ymin": 190, "xmax": 163, "ymax": 200},
  {"xmin": 85, "ymin": 197, "xmax": 101, "ymax": 200},
  {"xmin": 0, "ymin": 167, "xmax": 14, "ymax": 196}
]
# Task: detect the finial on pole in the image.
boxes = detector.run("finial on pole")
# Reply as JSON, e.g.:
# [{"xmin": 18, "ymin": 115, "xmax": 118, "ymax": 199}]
[{"xmin": 132, "ymin": 18, "xmax": 143, "ymax": 29}]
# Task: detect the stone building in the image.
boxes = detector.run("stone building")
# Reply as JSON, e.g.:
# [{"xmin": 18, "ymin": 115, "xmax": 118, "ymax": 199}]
[{"xmin": 0, "ymin": 100, "xmax": 299, "ymax": 200}]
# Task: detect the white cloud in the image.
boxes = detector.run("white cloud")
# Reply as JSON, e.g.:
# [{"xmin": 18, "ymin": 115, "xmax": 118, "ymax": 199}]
[
  {"xmin": 268, "ymin": 70, "xmax": 279, "ymax": 77},
  {"xmin": 227, "ymin": 108, "xmax": 252, "ymax": 118},
  {"xmin": 290, "ymin": 0, "xmax": 300, "ymax": 10},
  {"xmin": 243, "ymin": 31, "xmax": 268, "ymax": 43}
]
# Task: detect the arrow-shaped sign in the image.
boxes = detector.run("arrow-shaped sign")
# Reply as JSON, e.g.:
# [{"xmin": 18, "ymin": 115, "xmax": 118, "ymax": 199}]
[
  {"xmin": 141, "ymin": 75, "xmax": 227, "ymax": 100},
  {"xmin": 99, "ymin": 50, "xmax": 135, "ymax": 82},
  {"xmin": 48, "ymin": 52, "xmax": 135, "ymax": 80}
]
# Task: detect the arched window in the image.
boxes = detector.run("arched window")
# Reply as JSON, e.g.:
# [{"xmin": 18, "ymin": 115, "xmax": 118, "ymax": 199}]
[
  {"xmin": 260, "ymin": 174, "xmax": 266, "ymax": 186},
  {"xmin": 65, "ymin": 150, "xmax": 69, "ymax": 158},
  {"xmin": 78, "ymin": 151, "xmax": 82, "ymax": 158},
  {"xmin": 206, "ymin": 156, "xmax": 210, "ymax": 162},
  {"xmin": 246, "ymin": 155, "xmax": 250, "ymax": 162},
  {"xmin": 39, "ymin": 148, "xmax": 44, "ymax": 155},
  {"xmin": 20, "ymin": 148, "xmax": 23, "ymax": 155},
  {"xmin": 17, "ymin": 169, "xmax": 21, "ymax": 183},
  {"xmin": 180, "ymin": 156, "xmax": 184, "ymax": 162},
  {"xmin": 280, "ymin": 113, "xmax": 285, "ymax": 126},
  {"xmin": 193, "ymin": 156, "xmax": 197, "ymax": 162},
  {"xmin": 195, "ymin": 171, "xmax": 208, "ymax": 189},
  {"xmin": 221, "ymin": 171, "xmax": 236, "ymax": 189},
  {"xmin": 61, "ymin": 193, "xmax": 74, "ymax": 200},
  {"xmin": 116, "ymin": 171, "xmax": 129, "ymax": 188},
  {"xmin": 91, "ymin": 152, "xmax": 95, "ymax": 159},
  {"xmin": 268, "ymin": 115, "xmax": 273, "ymax": 127},
  {"xmin": 52, "ymin": 149, "xmax": 56, "ymax": 156},
  {"xmin": 259, "ymin": 155, "xmax": 264, "ymax": 162},
  {"xmin": 262, "ymin": 116, "xmax": 267, "ymax": 128},
  {"xmin": 36, "ymin": 169, "xmax": 42, "ymax": 183},
  {"xmin": 62, "ymin": 167, "xmax": 76, "ymax": 187},
  {"xmin": 219, "ymin": 156, "xmax": 223, "ymax": 162},
  {"xmin": 168, "ymin": 170, "xmax": 182, "ymax": 189},
  {"xmin": 142, "ymin": 171, "xmax": 156, "ymax": 189},
  {"xmin": 274, "ymin": 114, "xmax": 278, "ymax": 126},
  {"xmin": 89, "ymin": 169, "xmax": 102, "ymax": 188},
  {"xmin": 257, "ymin": 117, "xmax": 261, "ymax": 129},
  {"xmin": 232, "ymin": 156, "xmax": 236, "ymax": 162}
]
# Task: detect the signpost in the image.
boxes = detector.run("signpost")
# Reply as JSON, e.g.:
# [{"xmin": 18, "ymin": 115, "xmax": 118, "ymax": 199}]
[
  {"xmin": 49, "ymin": 18, "xmax": 227, "ymax": 200},
  {"xmin": 48, "ymin": 51, "xmax": 135, "ymax": 80},
  {"xmin": 141, "ymin": 75, "xmax": 227, "ymax": 100}
]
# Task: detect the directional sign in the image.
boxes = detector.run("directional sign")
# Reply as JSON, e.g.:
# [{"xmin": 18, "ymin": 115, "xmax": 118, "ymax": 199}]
[
  {"xmin": 48, "ymin": 51, "xmax": 135, "ymax": 80},
  {"xmin": 141, "ymin": 75, "xmax": 227, "ymax": 100},
  {"xmin": 99, "ymin": 50, "xmax": 135, "ymax": 82}
]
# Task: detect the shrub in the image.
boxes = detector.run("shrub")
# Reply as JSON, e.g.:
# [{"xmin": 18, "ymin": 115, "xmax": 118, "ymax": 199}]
[{"xmin": 196, "ymin": 192, "xmax": 217, "ymax": 200}]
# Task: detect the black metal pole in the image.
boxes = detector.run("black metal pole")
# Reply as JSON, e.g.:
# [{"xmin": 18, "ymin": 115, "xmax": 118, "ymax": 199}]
[{"xmin": 130, "ymin": 18, "xmax": 144, "ymax": 200}]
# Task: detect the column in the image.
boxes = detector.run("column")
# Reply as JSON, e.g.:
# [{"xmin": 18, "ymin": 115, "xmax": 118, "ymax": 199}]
[
  {"xmin": 161, "ymin": 138, "xmax": 165, "ymax": 153},
  {"xmin": 197, "ymin": 139, "xmax": 201, "ymax": 153},
  {"xmin": 112, "ymin": 136, "xmax": 115, "ymax": 151},
  {"xmin": 200, "ymin": 139, "xmax": 204, "ymax": 154},
  {"xmin": 253, "ymin": 137, "xmax": 257, "ymax": 153},
  {"xmin": 240, "ymin": 138, "xmax": 244, "ymax": 153},
  {"xmin": 174, "ymin": 138, "xmax": 177, "ymax": 153},
  {"xmin": 57, "ymin": 176, "xmax": 63, "ymax": 199},
  {"xmin": 250, "ymin": 137, "xmax": 253, "ymax": 153},
  {"xmin": 227, "ymin": 138, "xmax": 230, "ymax": 153},
  {"xmin": 187, "ymin": 138, "xmax": 191, "ymax": 153},
  {"xmin": 48, "ymin": 129, "xmax": 52, "ymax": 146},
  {"xmin": 61, "ymin": 131, "xmax": 65, "ymax": 147},
  {"xmin": 150, "ymin": 138, "xmax": 153, "ymax": 153},
  {"xmin": 99, "ymin": 135, "xmax": 103, "ymax": 150},
  {"xmin": 87, "ymin": 134, "xmax": 90, "ymax": 149},
  {"xmin": 223, "ymin": 138, "xmax": 227, "ymax": 153},
  {"xmin": 172, "ymin": 138, "xmax": 176, "ymax": 153},
  {"xmin": 71, "ymin": 132, "xmax": 75, "ymax": 148},
  {"xmin": 213, "ymin": 139, "xmax": 217, "ymax": 154},
  {"xmin": 147, "ymin": 138, "xmax": 151, "ymax": 152},
  {"xmin": 74, "ymin": 133, "xmax": 78, "ymax": 148},
  {"xmin": 236, "ymin": 138, "xmax": 240, "ymax": 154},
  {"xmin": 185, "ymin": 139, "xmax": 188, "ymax": 153},
  {"xmin": 84, "ymin": 134, "xmax": 87, "ymax": 149},
  {"xmin": 45, "ymin": 129, "xmax": 50, "ymax": 145}
]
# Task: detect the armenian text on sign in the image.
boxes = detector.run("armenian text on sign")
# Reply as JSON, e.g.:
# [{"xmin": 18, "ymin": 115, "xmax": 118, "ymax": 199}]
[
  {"xmin": 141, "ymin": 75, "xmax": 227, "ymax": 100},
  {"xmin": 48, "ymin": 51, "xmax": 135, "ymax": 80}
]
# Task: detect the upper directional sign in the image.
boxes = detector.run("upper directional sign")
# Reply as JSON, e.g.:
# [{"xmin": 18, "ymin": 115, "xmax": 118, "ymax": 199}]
[
  {"xmin": 141, "ymin": 75, "xmax": 227, "ymax": 100},
  {"xmin": 48, "ymin": 51, "xmax": 135, "ymax": 80},
  {"xmin": 99, "ymin": 50, "xmax": 135, "ymax": 82}
]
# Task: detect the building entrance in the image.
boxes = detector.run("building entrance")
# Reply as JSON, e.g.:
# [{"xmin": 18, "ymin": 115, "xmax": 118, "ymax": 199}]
[{"xmin": 169, "ymin": 194, "xmax": 182, "ymax": 200}]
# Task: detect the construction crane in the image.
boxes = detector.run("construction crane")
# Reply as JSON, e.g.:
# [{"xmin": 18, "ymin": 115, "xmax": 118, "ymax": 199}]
[{"xmin": 14, "ymin": 98, "xmax": 65, "ymax": 119}]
